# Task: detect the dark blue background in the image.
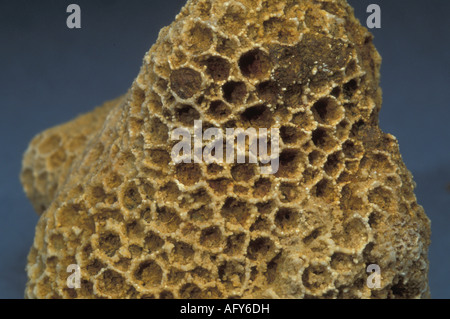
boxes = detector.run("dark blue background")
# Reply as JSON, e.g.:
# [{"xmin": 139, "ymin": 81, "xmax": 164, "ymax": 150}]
[{"xmin": 0, "ymin": 0, "xmax": 449, "ymax": 298}]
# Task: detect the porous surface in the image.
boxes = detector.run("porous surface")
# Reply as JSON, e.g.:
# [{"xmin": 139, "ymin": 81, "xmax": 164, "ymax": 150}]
[{"xmin": 22, "ymin": 0, "xmax": 431, "ymax": 299}]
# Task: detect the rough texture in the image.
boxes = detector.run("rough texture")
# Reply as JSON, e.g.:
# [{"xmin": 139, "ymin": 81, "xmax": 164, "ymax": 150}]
[{"xmin": 21, "ymin": 0, "xmax": 431, "ymax": 299}]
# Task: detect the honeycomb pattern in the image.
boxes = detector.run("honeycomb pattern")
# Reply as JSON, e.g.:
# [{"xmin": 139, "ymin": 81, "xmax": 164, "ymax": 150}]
[
  {"xmin": 21, "ymin": 97, "xmax": 124, "ymax": 215},
  {"xmin": 22, "ymin": 0, "xmax": 430, "ymax": 299}
]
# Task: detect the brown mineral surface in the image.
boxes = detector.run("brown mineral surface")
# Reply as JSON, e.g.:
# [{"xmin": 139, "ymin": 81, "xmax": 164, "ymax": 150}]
[{"xmin": 21, "ymin": 0, "xmax": 431, "ymax": 299}]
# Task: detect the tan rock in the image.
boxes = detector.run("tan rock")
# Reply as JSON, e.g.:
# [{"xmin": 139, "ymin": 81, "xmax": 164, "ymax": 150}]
[{"xmin": 21, "ymin": 0, "xmax": 431, "ymax": 299}]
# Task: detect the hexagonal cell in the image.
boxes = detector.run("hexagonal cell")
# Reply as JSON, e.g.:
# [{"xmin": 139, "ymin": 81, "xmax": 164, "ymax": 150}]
[
  {"xmin": 342, "ymin": 140, "xmax": 364, "ymax": 159},
  {"xmin": 86, "ymin": 259, "xmax": 106, "ymax": 276},
  {"xmin": 126, "ymin": 220, "xmax": 144, "ymax": 239},
  {"xmin": 283, "ymin": 83, "xmax": 303, "ymax": 109},
  {"xmin": 231, "ymin": 163, "xmax": 257, "ymax": 182},
  {"xmin": 312, "ymin": 178, "xmax": 337, "ymax": 203},
  {"xmin": 280, "ymin": 125, "xmax": 306, "ymax": 145},
  {"xmin": 192, "ymin": 266, "xmax": 212, "ymax": 282},
  {"xmin": 170, "ymin": 67, "xmax": 202, "ymax": 99},
  {"xmin": 172, "ymin": 241, "xmax": 195, "ymax": 265},
  {"xmin": 144, "ymin": 231, "xmax": 164, "ymax": 252},
  {"xmin": 216, "ymin": 35, "xmax": 238, "ymax": 57},
  {"xmin": 291, "ymin": 111, "xmax": 317, "ymax": 132},
  {"xmin": 308, "ymin": 150, "xmax": 326, "ymax": 166},
  {"xmin": 186, "ymin": 22, "xmax": 214, "ymax": 54},
  {"xmin": 256, "ymin": 200, "xmax": 276, "ymax": 216},
  {"xmin": 311, "ymin": 98, "xmax": 343, "ymax": 125},
  {"xmin": 155, "ymin": 206, "xmax": 181, "ymax": 233},
  {"xmin": 222, "ymin": 81, "xmax": 247, "ymax": 104},
  {"xmin": 275, "ymin": 208, "xmax": 300, "ymax": 232},
  {"xmin": 203, "ymin": 56, "xmax": 231, "ymax": 81},
  {"xmin": 218, "ymin": 1, "xmax": 248, "ymax": 32},
  {"xmin": 97, "ymin": 231, "xmax": 121, "ymax": 257},
  {"xmin": 56, "ymin": 202, "xmax": 88, "ymax": 229},
  {"xmin": 147, "ymin": 116, "xmax": 169, "ymax": 145},
  {"xmin": 205, "ymin": 164, "xmax": 222, "ymax": 176},
  {"xmin": 102, "ymin": 170, "xmax": 123, "ymax": 191},
  {"xmin": 48, "ymin": 233, "xmax": 65, "ymax": 252},
  {"xmin": 220, "ymin": 197, "xmax": 251, "ymax": 226},
  {"xmin": 324, "ymin": 151, "xmax": 344, "ymax": 177},
  {"xmin": 247, "ymin": 237, "xmax": 276, "ymax": 261},
  {"xmin": 158, "ymin": 181, "xmax": 181, "ymax": 203},
  {"xmin": 174, "ymin": 104, "xmax": 201, "ymax": 127},
  {"xmin": 302, "ymin": 265, "xmax": 333, "ymax": 293},
  {"xmin": 38, "ymin": 134, "xmax": 61, "ymax": 154},
  {"xmin": 332, "ymin": 218, "xmax": 369, "ymax": 251},
  {"xmin": 311, "ymin": 127, "xmax": 339, "ymax": 152},
  {"xmin": 263, "ymin": 17, "xmax": 285, "ymax": 38},
  {"xmin": 253, "ymin": 178, "xmax": 272, "ymax": 198},
  {"xmin": 276, "ymin": 149, "xmax": 302, "ymax": 178},
  {"xmin": 200, "ymin": 226, "xmax": 224, "ymax": 249},
  {"xmin": 133, "ymin": 260, "xmax": 163, "ymax": 286},
  {"xmin": 330, "ymin": 252, "xmax": 356, "ymax": 272},
  {"xmin": 207, "ymin": 100, "xmax": 231, "ymax": 120},
  {"xmin": 167, "ymin": 268, "xmax": 185, "ymax": 285},
  {"xmin": 233, "ymin": 184, "xmax": 249, "ymax": 195},
  {"xmin": 181, "ymin": 187, "xmax": 212, "ymax": 208},
  {"xmin": 224, "ymin": 233, "xmax": 247, "ymax": 256},
  {"xmin": 257, "ymin": 81, "xmax": 280, "ymax": 105},
  {"xmin": 97, "ymin": 269, "xmax": 129, "ymax": 298},
  {"xmin": 87, "ymin": 184, "xmax": 107, "ymax": 204},
  {"xmin": 340, "ymin": 184, "xmax": 365, "ymax": 211},
  {"xmin": 121, "ymin": 181, "xmax": 142, "ymax": 210},
  {"xmin": 187, "ymin": 206, "xmax": 212, "ymax": 223},
  {"xmin": 83, "ymin": 141, "xmax": 105, "ymax": 165},
  {"xmin": 175, "ymin": 163, "xmax": 203, "ymax": 186},
  {"xmin": 239, "ymin": 48, "xmax": 272, "ymax": 79},
  {"xmin": 279, "ymin": 182, "xmax": 301, "ymax": 203},
  {"xmin": 349, "ymin": 120, "xmax": 369, "ymax": 139},
  {"xmin": 128, "ymin": 245, "xmax": 143, "ymax": 259},
  {"xmin": 368, "ymin": 186, "xmax": 396, "ymax": 212},
  {"xmin": 130, "ymin": 86, "xmax": 145, "ymax": 113},
  {"xmin": 240, "ymin": 104, "xmax": 274, "ymax": 128},
  {"xmin": 330, "ymin": 86, "xmax": 341, "ymax": 98},
  {"xmin": 114, "ymin": 257, "xmax": 131, "ymax": 272},
  {"xmin": 344, "ymin": 159, "xmax": 361, "ymax": 173},
  {"xmin": 343, "ymin": 78, "xmax": 359, "ymax": 99},
  {"xmin": 359, "ymin": 152, "xmax": 395, "ymax": 175},
  {"xmin": 305, "ymin": 238, "xmax": 334, "ymax": 263}
]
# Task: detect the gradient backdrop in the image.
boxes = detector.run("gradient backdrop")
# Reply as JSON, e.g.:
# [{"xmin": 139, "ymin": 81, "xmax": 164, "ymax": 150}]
[{"xmin": 0, "ymin": 0, "xmax": 449, "ymax": 298}]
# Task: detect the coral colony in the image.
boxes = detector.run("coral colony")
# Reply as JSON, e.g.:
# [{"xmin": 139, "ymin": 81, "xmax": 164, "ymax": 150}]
[{"xmin": 22, "ymin": 0, "xmax": 430, "ymax": 298}]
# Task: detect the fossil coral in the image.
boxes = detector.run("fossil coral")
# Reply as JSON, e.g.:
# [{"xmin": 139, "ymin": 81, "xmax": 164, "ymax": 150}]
[{"xmin": 21, "ymin": 0, "xmax": 431, "ymax": 299}]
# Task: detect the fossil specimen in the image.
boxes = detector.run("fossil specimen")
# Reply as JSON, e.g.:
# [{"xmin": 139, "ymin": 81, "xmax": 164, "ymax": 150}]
[{"xmin": 21, "ymin": 0, "xmax": 431, "ymax": 298}]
